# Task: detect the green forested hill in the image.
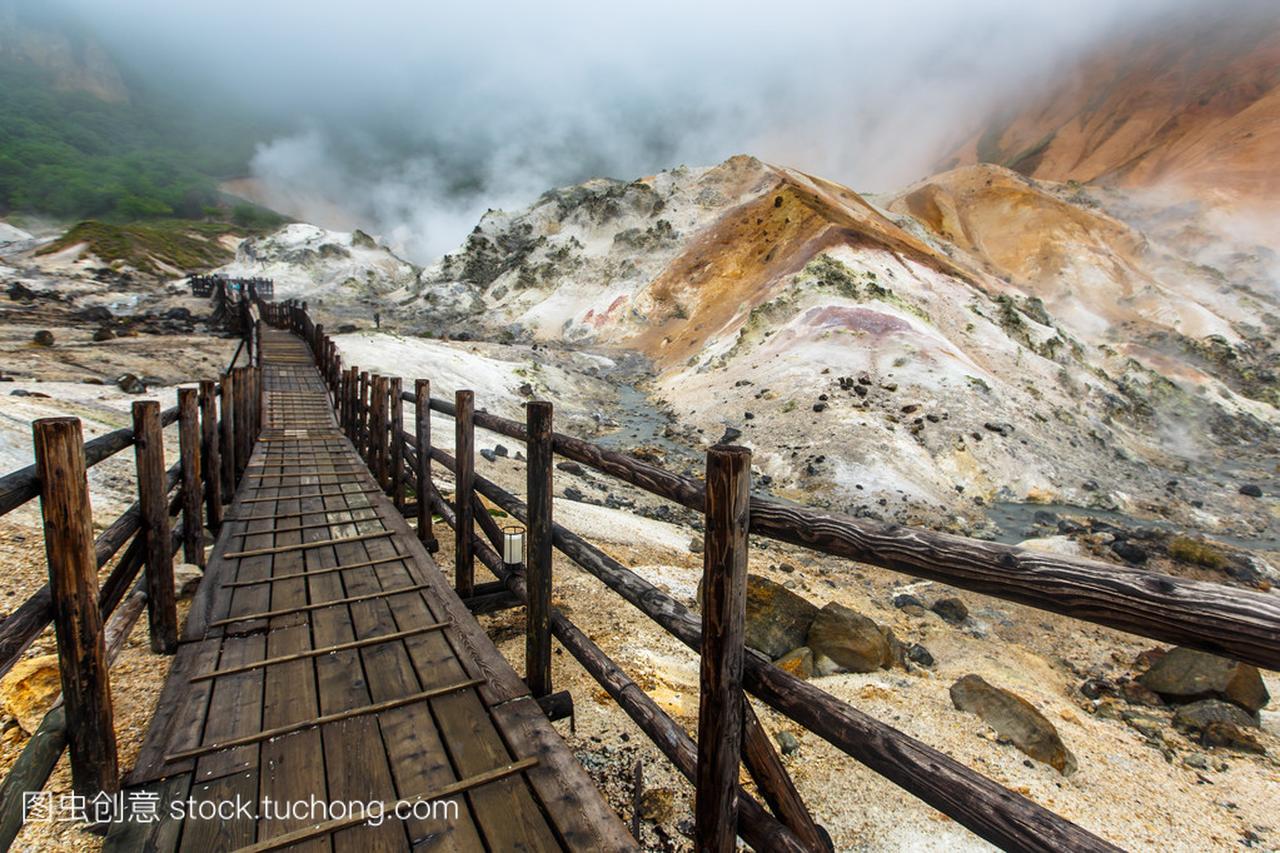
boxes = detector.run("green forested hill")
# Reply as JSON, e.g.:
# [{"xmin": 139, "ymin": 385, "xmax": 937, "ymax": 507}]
[{"xmin": 0, "ymin": 56, "xmax": 268, "ymax": 223}]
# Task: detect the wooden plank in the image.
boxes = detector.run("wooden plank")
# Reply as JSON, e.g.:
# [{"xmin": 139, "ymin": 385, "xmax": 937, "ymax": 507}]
[
  {"xmin": 231, "ymin": 760, "xmax": 538, "ymax": 853},
  {"xmin": 240, "ymin": 487, "xmax": 379, "ymax": 504},
  {"xmin": 102, "ymin": 773, "xmax": 189, "ymax": 853},
  {"xmin": 126, "ymin": 638, "xmax": 220, "ymax": 785},
  {"xmin": 223, "ymin": 530, "xmax": 394, "ymax": 559},
  {"xmin": 208, "ymin": 584, "xmax": 430, "ymax": 627},
  {"xmin": 32, "ymin": 417, "xmax": 119, "ymax": 796},
  {"xmin": 193, "ymin": 634, "xmax": 266, "ymax": 782},
  {"xmin": 490, "ymin": 697, "xmax": 638, "ymax": 851},
  {"xmin": 178, "ymin": 768, "xmax": 259, "ymax": 852},
  {"xmin": 222, "ymin": 553, "xmax": 411, "ymax": 587}
]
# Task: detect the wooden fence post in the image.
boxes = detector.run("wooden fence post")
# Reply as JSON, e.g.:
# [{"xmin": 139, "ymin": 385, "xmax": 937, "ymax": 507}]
[
  {"xmin": 389, "ymin": 377, "xmax": 404, "ymax": 509},
  {"xmin": 526, "ymin": 401, "xmax": 554, "ymax": 698},
  {"xmin": 177, "ymin": 388, "xmax": 204, "ymax": 569},
  {"xmin": 370, "ymin": 375, "xmax": 387, "ymax": 489},
  {"xmin": 415, "ymin": 380, "xmax": 437, "ymax": 551},
  {"xmin": 199, "ymin": 380, "xmax": 223, "ymax": 531},
  {"xmin": 132, "ymin": 401, "xmax": 178, "ymax": 654},
  {"xmin": 32, "ymin": 418, "xmax": 119, "ymax": 797},
  {"xmin": 696, "ymin": 444, "xmax": 751, "ymax": 853},
  {"xmin": 455, "ymin": 390, "xmax": 475, "ymax": 597},
  {"xmin": 220, "ymin": 370, "xmax": 236, "ymax": 499},
  {"xmin": 346, "ymin": 366, "xmax": 358, "ymax": 440},
  {"xmin": 358, "ymin": 371, "xmax": 371, "ymax": 462},
  {"xmin": 235, "ymin": 366, "xmax": 252, "ymax": 476}
]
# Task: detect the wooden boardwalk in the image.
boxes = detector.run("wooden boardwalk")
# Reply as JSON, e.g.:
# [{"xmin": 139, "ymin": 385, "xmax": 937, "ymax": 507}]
[{"xmin": 106, "ymin": 329, "xmax": 634, "ymax": 852}]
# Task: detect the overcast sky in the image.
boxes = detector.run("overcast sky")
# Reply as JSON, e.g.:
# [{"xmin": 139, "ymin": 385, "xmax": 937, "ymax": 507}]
[{"xmin": 49, "ymin": 0, "xmax": 1246, "ymax": 261}]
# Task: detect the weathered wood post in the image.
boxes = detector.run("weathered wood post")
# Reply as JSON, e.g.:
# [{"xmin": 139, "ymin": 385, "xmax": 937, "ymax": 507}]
[
  {"xmin": 220, "ymin": 370, "xmax": 236, "ymax": 498},
  {"xmin": 370, "ymin": 375, "xmax": 388, "ymax": 489},
  {"xmin": 199, "ymin": 380, "xmax": 223, "ymax": 531},
  {"xmin": 415, "ymin": 380, "xmax": 437, "ymax": 551},
  {"xmin": 234, "ymin": 366, "xmax": 250, "ymax": 478},
  {"xmin": 177, "ymin": 388, "xmax": 204, "ymax": 569},
  {"xmin": 32, "ymin": 418, "xmax": 120, "ymax": 797},
  {"xmin": 455, "ymin": 390, "xmax": 475, "ymax": 597},
  {"xmin": 346, "ymin": 366, "xmax": 359, "ymax": 440},
  {"xmin": 358, "ymin": 371, "xmax": 371, "ymax": 462},
  {"xmin": 132, "ymin": 401, "xmax": 178, "ymax": 654},
  {"xmin": 389, "ymin": 377, "xmax": 404, "ymax": 509},
  {"xmin": 526, "ymin": 401, "xmax": 554, "ymax": 698},
  {"xmin": 696, "ymin": 444, "xmax": 751, "ymax": 853}
]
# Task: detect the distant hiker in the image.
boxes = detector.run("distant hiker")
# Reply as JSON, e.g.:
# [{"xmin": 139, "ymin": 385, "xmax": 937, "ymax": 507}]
[{"xmin": 374, "ymin": 311, "xmax": 381, "ymax": 329}]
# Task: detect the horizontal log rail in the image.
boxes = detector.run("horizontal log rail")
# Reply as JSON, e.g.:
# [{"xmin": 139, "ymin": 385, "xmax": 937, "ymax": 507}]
[
  {"xmin": 414, "ymin": 393, "xmax": 1280, "ymax": 671},
  {"xmin": 0, "ymin": 405, "xmax": 181, "ymax": 518}
]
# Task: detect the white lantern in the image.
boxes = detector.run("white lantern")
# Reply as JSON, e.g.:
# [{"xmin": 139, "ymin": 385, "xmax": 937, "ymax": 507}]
[{"xmin": 502, "ymin": 527, "xmax": 525, "ymax": 567}]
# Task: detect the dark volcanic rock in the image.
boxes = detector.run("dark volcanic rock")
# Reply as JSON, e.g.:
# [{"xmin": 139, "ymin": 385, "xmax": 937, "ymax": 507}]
[
  {"xmin": 116, "ymin": 373, "xmax": 145, "ymax": 394},
  {"xmin": 1110, "ymin": 539, "xmax": 1148, "ymax": 564},
  {"xmin": 931, "ymin": 596, "xmax": 969, "ymax": 626},
  {"xmin": 556, "ymin": 461, "xmax": 584, "ymax": 475},
  {"xmin": 1238, "ymin": 483, "xmax": 1263, "ymax": 497},
  {"xmin": 32, "ymin": 330, "xmax": 54, "ymax": 347},
  {"xmin": 950, "ymin": 674, "xmax": 1077, "ymax": 774}
]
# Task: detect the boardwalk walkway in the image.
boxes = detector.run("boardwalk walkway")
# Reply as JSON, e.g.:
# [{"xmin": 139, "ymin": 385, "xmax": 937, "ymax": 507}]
[{"xmin": 106, "ymin": 329, "xmax": 634, "ymax": 852}]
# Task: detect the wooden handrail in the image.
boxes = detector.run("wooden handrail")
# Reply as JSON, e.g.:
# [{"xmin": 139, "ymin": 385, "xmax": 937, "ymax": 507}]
[{"xmin": 412, "ymin": 392, "xmax": 1280, "ymax": 671}]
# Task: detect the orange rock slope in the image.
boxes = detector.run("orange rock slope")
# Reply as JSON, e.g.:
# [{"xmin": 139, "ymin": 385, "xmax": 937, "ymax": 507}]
[{"xmin": 941, "ymin": 5, "xmax": 1280, "ymax": 207}]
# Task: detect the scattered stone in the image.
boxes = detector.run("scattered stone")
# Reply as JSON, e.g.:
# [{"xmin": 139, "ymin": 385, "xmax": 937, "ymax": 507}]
[
  {"xmin": 6, "ymin": 282, "xmax": 35, "ymax": 301},
  {"xmin": 774, "ymin": 730, "xmax": 800, "ymax": 756},
  {"xmin": 812, "ymin": 402, "xmax": 827, "ymax": 413},
  {"xmin": 93, "ymin": 326, "xmax": 114, "ymax": 342},
  {"xmin": 336, "ymin": 323, "xmax": 358, "ymax": 334},
  {"xmin": 949, "ymin": 674, "xmax": 1077, "ymax": 774},
  {"xmin": 1120, "ymin": 680, "xmax": 1165, "ymax": 708},
  {"xmin": 563, "ymin": 486, "xmax": 585, "ymax": 502},
  {"xmin": 892, "ymin": 593, "xmax": 924, "ymax": 610},
  {"xmin": 0, "ymin": 654, "xmax": 61, "ymax": 735},
  {"xmin": 518, "ymin": 382, "xmax": 535, "ymax": 397},
  {"xmin": 173, "ymin": 563, "xmax": 203, "ymax": 598},
  {"xmin": 494, "ymin": 444, "xmax": 509, "ymax": 457},
  {"xmin": 931, "ymin": 597, "xmax": 969, "ymax": 626},
  {"xmin": 1080, "ymin": 678, "xmax": 1114, "ymax": 700},
  {"xmin": 480, "ymin": 449, "xmax": 497, "ymax": 462},
  {"xmin": 775, "ymin": 647, "xmax": 814, "ymax": 679},
  {"xmin": 718, "ymin": 426, "xmax": 742, "ymax": 444},
  {"xmin": 1238, "ymin": 484, "xmax": 1263, "ymax": 498},
  {"xmin": 805, "ymin": 602, "xmax": 899, "ymax": 673},
  {"xmin": 116, "ymin": 373, "xmax": 145, "ymax": 394},
  {"xmin": 688, "ymin": 536, "xmax": 704, "ymax": 554},
  {"xmin": 1110, "ymin": 539, "xmax": 1148, "ymax": 564},
  {"xmin": 556, "ymin": 461, "xmax": 584, "ymax": 475},
  {"xmin": 32, "ymin": 330, "xmax": 54, "ymax": 347},
  {"xmin": 983, "ymin": 421, "xmax": 1013, "ymax": 436},
  {"xmin": 1182, "ymin": 753, "xmax": 1208, "ymax": 770},
  {"xmin": 906, "ymin": 643, "xmax": 934, "ymax": 667},
  {"xmin": 1138, "ymin": 647, "xmax": 1270, "ymax": 713}
]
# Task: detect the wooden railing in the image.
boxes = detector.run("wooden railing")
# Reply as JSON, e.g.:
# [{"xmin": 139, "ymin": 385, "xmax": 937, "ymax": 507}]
[
  {"xmin": 0, "ymin": 304, "xmax": 264, "ymax": 847},
  {"xmin": 270, "ymin": 298, "xmax": 1280, "ymax": 853}
]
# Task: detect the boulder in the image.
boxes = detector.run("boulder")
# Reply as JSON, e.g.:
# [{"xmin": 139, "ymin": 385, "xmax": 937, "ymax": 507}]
[
  {"xmin": 1172, "ymin": 699, "xmax": 1265, "ymax": 754},
  {"xmin": 906, "ymin": 643, "xmax": 934, "ymax": 667},
  {"xmin": 931, "ymin": 596, "xmax": 969, "ymax": 626},
  {"xmin": 1137, "ymin": 647, "xmax": 1269, "ymax": 712},
  {"xmin": 950, "ymin": 674, "xmax": 1077, "ymax": 774},
  {"xmin": 696, "ymin": 574, "xmax": 819, "ymax": 660},
  {"xmin": 774, "ymin": 730, "xmax": 800, "ymax": 756},
  {"xmin": 1239, "ymin": 484, "xmax": 1263, "ymax": 498},
  {"xmin": 747, "ymin": 577, "xmax": 818, "ymax": 659},
  {"xmin": 0, "ymin": 655, "xmax": 62, "ymax": 735},
  {"xmin": 805, "ymin": 602, "xmax": 897, "ymax": 673},
  {"xmin": 32, "ymin": 330, "xmax": 54, "ymax": 347},
  {"xmin": 92, "ymin": 326, "xmax": 114, "ymax": 342}
]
